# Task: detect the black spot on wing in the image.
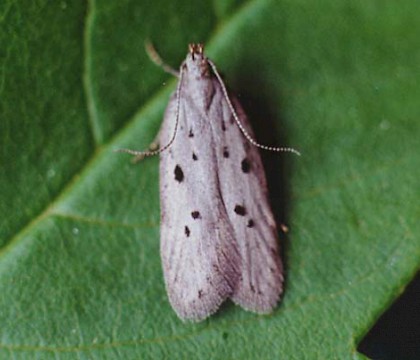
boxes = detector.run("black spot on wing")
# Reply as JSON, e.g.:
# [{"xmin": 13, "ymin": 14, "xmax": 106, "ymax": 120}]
[
  {"xmin": 221, "ymin": 120, "xmax": 226, "ymax": 131},
  {"xmin": 247, "ymin": 219, "xmax": 254, "ymax": 228},
  {"xmin": 185, "ymin": 226, "xmax": 190, "ymax": 237},
  {"xmin": 191, "ymin": 211, "xmax": 201, "ymax": 219},
  {"xmin": 241, "ymin": 158, "xmax": 251, "ymax": 173},
  {"xmin": 192, "ymin": 153, "xmax": 198, "ymax": 161},
  {"xmin": 189, "ymin": 128, "xmax": 194, "ymax": 137},
  {"xmin": 223, "ymin": 147, "xmax": 229, "ymax": 158},
  {"xmin": 198, "ymin": 289, "xmax": 203, "ymax": 298},
  {"xmin": 174, "ymin": 165, "xmax": 184, "ymax": 182},
  {"xmin": 234, "ymin": 205, "xmax": 246, "ymax": 216}
]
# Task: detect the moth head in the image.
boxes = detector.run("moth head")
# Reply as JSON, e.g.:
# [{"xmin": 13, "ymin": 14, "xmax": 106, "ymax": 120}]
[{"xmin": 185, "ymin": 43, "xmax": 210, "ymax": 78}]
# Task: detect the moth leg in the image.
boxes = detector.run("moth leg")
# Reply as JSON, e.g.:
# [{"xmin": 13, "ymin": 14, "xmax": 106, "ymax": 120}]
[
  {"xmin": 131, "ymin": 131, "xmax": 161, "ymax": 164},
  {"xmin": 145, "ymin": 40, "xmax": 179, "ymax": 77}
]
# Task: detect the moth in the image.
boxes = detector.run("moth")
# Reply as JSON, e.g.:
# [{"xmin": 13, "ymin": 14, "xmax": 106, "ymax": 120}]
[{"xmin": 118, "ymin": 43, "xmax": 299, "ymax": 321}]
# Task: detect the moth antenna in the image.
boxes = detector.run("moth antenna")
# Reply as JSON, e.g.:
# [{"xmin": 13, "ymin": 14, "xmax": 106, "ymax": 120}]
[
  {"xmin": 145, "ymin": 40, "xmax": 180, "ymax": 77},
  {"xmin": 115, "ymin": 64, "xmax": 185, "ymax": 158},
  {"xmin": 208, "ymin": 59, "xmax": 301, "ymax": 156}
]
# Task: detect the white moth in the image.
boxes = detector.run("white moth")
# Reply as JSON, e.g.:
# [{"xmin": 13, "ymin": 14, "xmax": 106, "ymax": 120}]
[{"xmin": 118, "ymin": 43, "xmax": 299, "ymax": 322}]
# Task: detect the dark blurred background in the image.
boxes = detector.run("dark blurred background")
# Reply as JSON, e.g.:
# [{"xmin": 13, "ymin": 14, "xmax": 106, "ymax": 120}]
[{"xmin": 359, "ymin": 273, "xmax": 420, "ymax": 360}]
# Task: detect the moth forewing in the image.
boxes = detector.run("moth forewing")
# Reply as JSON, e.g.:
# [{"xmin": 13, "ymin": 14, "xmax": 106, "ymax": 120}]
[{"xmin": 159, "ymin": 78, "xmax": 241, "ymax": 321}]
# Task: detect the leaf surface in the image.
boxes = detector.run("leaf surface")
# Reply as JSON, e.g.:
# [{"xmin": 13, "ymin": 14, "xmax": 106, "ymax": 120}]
[{"xmin": 1, "ymin": 0, "xmax": 419, "ymax": 358}]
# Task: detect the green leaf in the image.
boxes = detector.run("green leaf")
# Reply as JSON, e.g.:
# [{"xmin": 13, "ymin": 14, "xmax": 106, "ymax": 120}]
[{"xmin": 1, "ymin": 0, "xmax": 419, "ymax": 358}]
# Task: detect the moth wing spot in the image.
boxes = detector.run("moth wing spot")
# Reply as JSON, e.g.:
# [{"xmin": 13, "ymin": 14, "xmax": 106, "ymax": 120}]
[
  {"xmin": 184, "ymin": 226, "xmax": 191, "ymax": 237},
  {"xmin": 191, "ymin": 211, "xmax": 201, "ymax": 219},
  {"xmin": 223, "ymin": 146, "xmax": 229, "ymax": 158},
  {"xmin": 174, "ymin": 165, "xmax": 184, "ymax": 182},
  {"xmin": 241, "ymin": 158, "xmax": 251, "ymax": 173},
  {"xmin": 247, "ymin": 219, "xmax": 254, "ymax": 228},
  {"xmin": 192, "ymin": 152, "xmax": 198, "ymax": 161},
  {"xmin": 234, "ymin": 205, "xmax": 246, "ymax": 216}
]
